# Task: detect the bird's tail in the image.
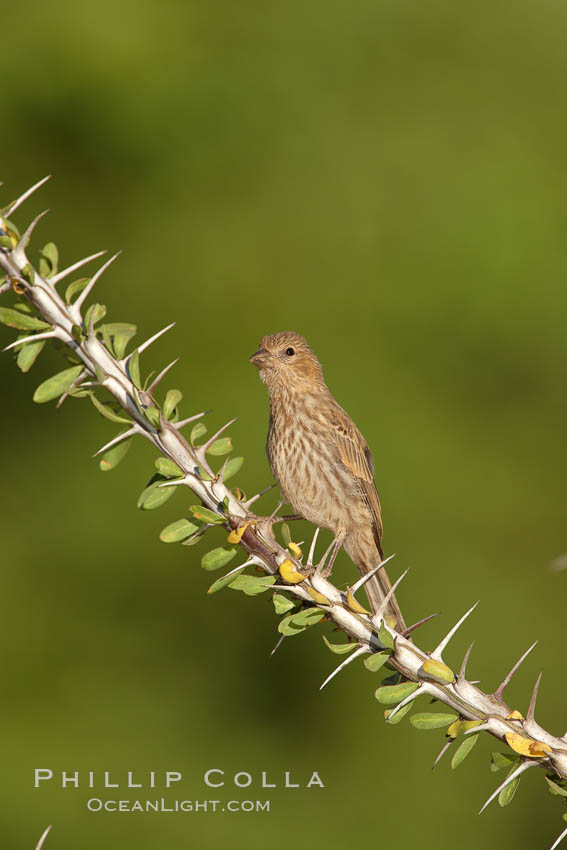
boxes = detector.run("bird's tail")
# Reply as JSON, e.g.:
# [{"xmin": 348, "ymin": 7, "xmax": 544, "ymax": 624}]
[{"xmin": 344, "ymin": 533, "xmax": 406, "ymax": 632}]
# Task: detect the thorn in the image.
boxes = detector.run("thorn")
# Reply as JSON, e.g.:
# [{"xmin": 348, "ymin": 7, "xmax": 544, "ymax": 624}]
[
  {"xmin": 372, "ymin": 568, "xmax": 409, "ymax": 624},
  {"xmin": 402, "ymin": 611, "xmax": 441, "ymax": 639},
  {"xmin": 431, "ymin": 601, "xmax": 479, "ymax": 661},
  {"xmin": 35, "ymin": 825, "xmax": 52, "ymax": 850},
  {"xmin": 244, "ymin": 482, "xmax": 277, "ymax": 510},
  {"xmin": 478, "ymin": 760, "xmax": 537, "ymax": 814},
  {"xmin": 268, "ymin": 501, "xmax": 283, "ymax": 524},
  {"xmin": 525, "ymin": 671, "xmax": 543, "ymax": 728},
  {"xmin": 158, "ymin": 476, "xmax": 191, "ymax": 488},
  {"xmin": 56, "ymin": 368, "xmax": 89, "ymax": 409},
  {"xmin": 216, "ymin": 454, "xmax": 231, "ymax": 485},
  {"xmin": 51, "ymin": 250, "xmax": 106, "ymax": 285},
  {"xmin": 386, "ymin": 684, "xmax": 423, "ymax": 721},
  {"xmin": 4, "ymin": 175, "xmax": 51, "ymax": 217},
  {"xmin": 174, "ymin": 410, "xmax": 211, "ymax": 430},
  {"xmin": 271, "ymin": 634, "xmax": 286, "ymax": 656},
  {"xmin": 147, "ymin": 357, "xmax": 179, "ymax": 396},
  {"xmin": 350, "ymin": 553, "xmax": 395, "ymax": 595},
  {"xmin": 201, "ymin": 417, "xmax": 238, "ymax": 454},
  {"xmin": 458, "ymin": 642, "xmax": 475, "ymax": 682},
  {"xmin": 493, "ymin": 641, "xmax": 538, "ymax": 702},
  {"xmin": 74, "ymin": 252, "xmax": 121, "ymax": 311},
  {"xmin": 432, "ymin": 740, "xmax": 453, "ymax": 770},
  {"xmin": 464, "ymin": 722, "xmax": 489, "ymax": 735},
  {"xmin": 550, "ymin": 825, "xmax": 567, "ymax": 850},
  {"xmin": 92, "ymin": 426, "xmax": 138, "ymax": 457},
  {"xmin": 217, "ymin": 559, "xmax": 254, "ymax": 588},
  {"xmin": 17, "ymin": 209, "xmax": 50, "ymax": 253},
  {"xmin": 319, "ymin": 646, "xmax": 368, "ymax": 690},
  {"xmin": 3, "ymin": 330, "xmax": 57, "ymax": 352},
  {"xmin": 307, "ymin": 527, "xmax": 321, "ymax": 567},
  {"xmin": 87, "ymin": 304, "xmax": 96, "ymax": 338},
  {"xmin": 137, "ymin": 322, "xmax": 175, "ymax": 355}
]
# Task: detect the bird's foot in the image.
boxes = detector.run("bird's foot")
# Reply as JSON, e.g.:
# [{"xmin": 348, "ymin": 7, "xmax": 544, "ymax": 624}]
[{"xmin": 315, "ymin": 531, "xmax": 345, "ymax": 579}]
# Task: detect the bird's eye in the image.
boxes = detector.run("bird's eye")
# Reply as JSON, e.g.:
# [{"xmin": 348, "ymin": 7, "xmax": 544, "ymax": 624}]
[{"xmin": 285, "ymin": 347, "xmax": 295, "ymax": 356}]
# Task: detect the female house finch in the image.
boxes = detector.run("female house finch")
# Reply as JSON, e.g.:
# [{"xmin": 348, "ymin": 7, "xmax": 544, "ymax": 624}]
[{"xmin": 250, "ymin": 331, "xmax": 405, "ymax": 630}]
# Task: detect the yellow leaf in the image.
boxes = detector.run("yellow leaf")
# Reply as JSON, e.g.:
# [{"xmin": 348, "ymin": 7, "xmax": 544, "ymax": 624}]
[
  {"xmin": 306, "ymin": 586, "xmax": 331, "ymax": 605},
  {"xmin": 227, "ymin": 520, "xmax": 255, "ymax": 544},
  {"xmin": 288, "ymin": 541, "xmax": 302, "ymax": 558},
  {"xmin": 447, "ymin": 720, "xmax": 462, "ymax": 739},
  {"xmin": 506, "ymin": 709, "xmax": 524, "ymax": 721},
  {"xmin": 419, "ymin": 658, "xmax": 456, "ymax": 684},
  {"xmin": 505, "ymin": 732, "xmax": 551, "ymax": 758},
  {"xmin": 346, "ymin": 587, "xmax": 370, "ymax": 614},
  {"xmin": 279, "ymin": 559, "xmax": 305, "ymax": 584},
  {"xmin": 448, "ymin": 719, "xmax": 483, "ymax": 738}
]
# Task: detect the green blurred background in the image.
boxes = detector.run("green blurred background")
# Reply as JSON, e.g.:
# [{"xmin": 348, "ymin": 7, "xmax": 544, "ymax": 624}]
[{"xmin": 2, "ymin": 0, "xmax": 567, "ymax": 847}]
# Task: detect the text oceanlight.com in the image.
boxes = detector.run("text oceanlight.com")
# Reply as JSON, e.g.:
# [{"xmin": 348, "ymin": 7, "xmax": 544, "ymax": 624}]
[{"xmin": 87, "ymin": 798, "xmax": 270, "ymax": 813}]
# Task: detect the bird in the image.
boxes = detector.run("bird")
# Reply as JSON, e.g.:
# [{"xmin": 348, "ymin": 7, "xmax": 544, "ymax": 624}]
[{"xmin": 249, "ymin": 330, "xmax": 405, "ymax": 630}]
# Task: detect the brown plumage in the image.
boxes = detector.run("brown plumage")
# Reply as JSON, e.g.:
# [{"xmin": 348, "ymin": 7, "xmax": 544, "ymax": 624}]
[{"xmin": 249, "ymin": 331, "xmax": 405, "ymax": 630}]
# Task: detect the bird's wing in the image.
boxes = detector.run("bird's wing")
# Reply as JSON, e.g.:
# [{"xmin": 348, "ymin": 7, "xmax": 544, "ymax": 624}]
[{"xmin": 330, "ymin": 407, "xmax": 384, "ymax": 556}]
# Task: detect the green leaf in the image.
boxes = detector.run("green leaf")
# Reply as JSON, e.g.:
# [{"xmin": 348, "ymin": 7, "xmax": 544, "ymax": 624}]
[
  {"xmin": 17, "ymin": 338, "xmax": 46, "ymax": 372},
  {"xmin": 145, "ymin": 406, "xmax": 161, "ymax": 427},
  {"xmin": 385, "ymin": 703, "xmax": 414, "ymax": 725},
  {"xmin": 189, "ymin": 505, "xmax": 224, "ymax": 524},
  {"xmin": 201, "ymin": 547, "xmax": 237, "ymax": 571},
  {"xmin": 40, "ymin": 242, "xmax": 59, "ymax": 276},
  {"xmin": 155, "ymin": 457, "xmax": 183, "ymax": 477},
  {"xmin": 65, "ymin": 277, "xmax": 89, "ymax": 304},
  {"xmin": 190, "ymin": 422, "xmax": 207, "ymax": 444},
  {"xmin": 273, "ymin": 593, "xmax": 296, "ymax": 614},
  {"xmin": 163, "ymin": 389, "xmax": 183, "ymax": 420},
  {"xmin": 100, "ymin": 322, "xmax": 137, "ymax": 358},
  {"xmin": 451, "ymin": 734, "xmax": 479, "ymax": 769},
  {"xmin": 21, "ymin": 263, "xmax": 35, "ymax": 285},
  {"xmin": 229, "ymin": 575, "xmax": 276, "ymax": 596},
  {"xmin": 378, "ymin": 620, "xmax": 394, "ymax": 650},
  {"xmin": 363, "ymin": 651, "xmax": 391, "ymax": 672},
  {"xmin": 207, "ymin": 437, "xmax": 232, "ymax": 456},
  {"xmin": 181, "ymin": 530, "xmax": 206, "ymax": 546},
  {"xmin": 411, "ymin": 712, "xmax": 458, "ymax": 731},
  {"xmin": 99, "ymin": 437, "xmax": 132, "ymax": 471},
  {"xmin": 280, "ymin": 523, "xmax": 291, "ymax": 546},
  {"xmin": 278, "ymin": 608, "xmax": 325, "ymax": 635},
  {"xmin": 498, "ymin": 767, "xmax": 521, "ymax": 807},
  {"xmin": 490, "ymin": 752, "xmax": 518, "ymax": 773},
  {"xmin": 33, "ymin": 365, "xmax": 83, "ymax": 403},
  {"xmin": 137, "ymin": 476, "xmax": 177, "ymax": 510},
  {"xmin": 290, "ymin": 608, "xmax": 325, "ymax": 627},
  {"xmin": 89, "ymin": 393, "xmax": 131, "ymax": 423},
  {"xmin": 208, "ymin": 565, "xmax": 247, "ymax": 594},
  {"xmin": 375, "ymin": 681, "xmax": 419, "ymax": 705},
  {"xmin": 13, "ymin": 301, "xmax": 34, "ymax": 313},
  {"xmin": 0, "ymin": 307, "xmax": 50, "ymax": 331},
  {"xmin": 323, "ymin": 635, "xmax": 360, "ymax": 655},
  {"xmin": 222, "ymin": 457, "xmax": 244, "ymax": 482},
  {"xmin": 160, "ymin": 519, "xmax": 199, "ymax": 543},
  {"xmin": 127, "ymin": 349, "xmax": 141, "ymax": 387},
  {"xmin": 545, "ymin": 777, "xmax": 567, "ymax": 797},
  {"xmin": 84, "ymin": 302, "xmax": 107, "ymax": 328}
]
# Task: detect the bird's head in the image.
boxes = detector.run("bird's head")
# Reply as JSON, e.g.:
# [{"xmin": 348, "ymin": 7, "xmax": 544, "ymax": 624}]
[{"xmin": 249, "ymin": 331, "xmax": 324, "ymax": 391}]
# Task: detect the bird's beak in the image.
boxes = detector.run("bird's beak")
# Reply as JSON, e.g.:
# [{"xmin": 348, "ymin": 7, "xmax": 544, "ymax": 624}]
[{"xmin": 249, "ymin": 347, "xmax": 270, "ymax": 368}]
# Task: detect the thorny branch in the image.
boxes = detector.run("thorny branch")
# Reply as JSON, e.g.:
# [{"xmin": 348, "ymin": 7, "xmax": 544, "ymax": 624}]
[{"xmin": 2, "ymin": 179, "xmax": 567, "ymax": 849}]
